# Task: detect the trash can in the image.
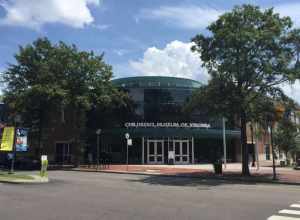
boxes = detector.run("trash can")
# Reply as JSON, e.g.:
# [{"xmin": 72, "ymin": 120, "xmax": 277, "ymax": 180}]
[
  {"xmin": 213, "ymin": 161, "xmax": 222, "ymax": 174},
  {"xmin": 168, "ymin": 151, "xmax": 175, "ymax": 165},
  {"xmin": 168, "ymin": 158, "xmax": 174, "ymax": 165},
  {"xmin": 280, "ymin": 160, "xmax": 285, "ymax": 167}
]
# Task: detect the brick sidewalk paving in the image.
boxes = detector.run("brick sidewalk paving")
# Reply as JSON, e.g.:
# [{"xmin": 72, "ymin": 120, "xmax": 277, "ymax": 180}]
[{"xmin": 74, "ymin": 164, "xmax": 300, "ymax": 184}]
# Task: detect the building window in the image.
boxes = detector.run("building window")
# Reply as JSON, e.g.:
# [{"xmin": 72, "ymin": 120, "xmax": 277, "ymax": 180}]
[
  {"xmin": 264, "ymin": 144, "xmax": 270, "ymax": 160},
  {"xmin": 55, "ymin": 142, "xmax": 72, "ymax": 164}
]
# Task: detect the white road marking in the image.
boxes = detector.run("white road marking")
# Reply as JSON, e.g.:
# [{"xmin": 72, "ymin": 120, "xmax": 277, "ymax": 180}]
[
  {"xmin": 279, "ymin": 209, "xmax": 300, "ymax": 216},
  {"xmin": 268, "ymin": 215, "xmax": 300, "ymax": 220},
  {"xmin": 291, "ymin": 204, "xmax": 300, "ymax": 208}
]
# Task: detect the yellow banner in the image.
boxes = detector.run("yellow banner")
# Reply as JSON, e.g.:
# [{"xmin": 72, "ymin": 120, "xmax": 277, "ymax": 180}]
[{"xmin": 0, "ymin": 127, "xmax": 15, "ymax": 151}]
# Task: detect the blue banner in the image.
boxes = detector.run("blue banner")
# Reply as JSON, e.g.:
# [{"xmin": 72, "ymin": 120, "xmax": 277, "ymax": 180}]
[{"xmin": 16, "ymin": 128, "xmax": 29, "ymax": 152}]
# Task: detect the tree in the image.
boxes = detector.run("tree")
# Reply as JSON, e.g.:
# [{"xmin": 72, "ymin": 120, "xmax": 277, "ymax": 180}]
[
  {"xmin": 284, "ymin": 28, "xmax": 300, "ymax": 74},
  {"xmin": 273, "ymin": 100, "xmax": 300, "ymax": 163},
  {"xmin": 191, "ymin": 5, "xmax": 295, "ymax": 175},
  {"xmin": 274, "ymin": 117, "xmax": 298, "ymax": 162},
  {"xmin": 2, "ymin": 38, "xmax": 128, "ymax": 160}
]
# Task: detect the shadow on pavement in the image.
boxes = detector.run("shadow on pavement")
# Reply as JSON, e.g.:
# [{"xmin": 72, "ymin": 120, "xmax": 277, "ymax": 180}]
[{"xmin": 126, "ymin": 174, "xmax": 273, "ymax": 188}]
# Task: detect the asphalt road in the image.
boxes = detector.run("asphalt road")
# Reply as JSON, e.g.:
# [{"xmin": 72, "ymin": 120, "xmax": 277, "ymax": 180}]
[{"xmin": 0, "ymin": 171, "xmax": 299, "ymax": 220}]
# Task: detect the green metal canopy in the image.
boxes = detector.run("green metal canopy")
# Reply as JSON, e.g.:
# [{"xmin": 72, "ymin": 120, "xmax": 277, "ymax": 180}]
[
  {"xmin": 103, "ymin": 127, "xmax": 240, "ymax": 140},
  {"xmin": 112, "ymin": 76, "xmax": 202, "ymax": 89}
]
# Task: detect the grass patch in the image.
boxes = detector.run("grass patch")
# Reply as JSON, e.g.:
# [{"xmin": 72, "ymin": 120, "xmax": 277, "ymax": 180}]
[{"xmin": 0, "ymin": 171, "xmax": 34, "ymax": 180}]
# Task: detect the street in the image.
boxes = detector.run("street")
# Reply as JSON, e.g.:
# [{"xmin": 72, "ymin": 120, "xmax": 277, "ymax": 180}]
[{"xmin": 0, "ymin": 171, "xmax": 299, "ymax": 220}]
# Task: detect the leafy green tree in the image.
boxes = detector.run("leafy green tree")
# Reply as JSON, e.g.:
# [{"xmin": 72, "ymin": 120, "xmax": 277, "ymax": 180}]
[
  {"xmin": 284, "ymin": 28, "xmax": 300, "ymax": 74},
  {"xmin": 2, "ymin": 38, "xmax": 128, "ymax": 160},
  {"xmin": 274, "ymin": 117, "xmax": 298, "ymax": 162},
  {"xmin": 191, "ymin": 5, "xmax": 296, "ymax": 175},
  {"xmin": 273, "ymin": 100, "xmax": 300, "ymax": 163}
]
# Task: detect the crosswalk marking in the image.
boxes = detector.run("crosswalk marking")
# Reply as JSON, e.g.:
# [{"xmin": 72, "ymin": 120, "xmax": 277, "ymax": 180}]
[
  {"xmin": 279, "ymin": 209, "xmax": 300, "ymax": 216},
  {"xmin": 268, "ymin": 215, "xmax": 300, "ymax": 220},
  {"xmin": 267, "ymin": 201, "xmax": 300, "ymax": 220}
]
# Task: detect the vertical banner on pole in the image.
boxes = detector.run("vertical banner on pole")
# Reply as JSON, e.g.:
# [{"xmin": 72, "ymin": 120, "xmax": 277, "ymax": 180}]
[
  {"xmin": 0, "ymin": 127, "xmax": 15, "ymax": 151},
  {"xmin": 16, "ymin": 128, "xmax": 29, "ymax": 152}
]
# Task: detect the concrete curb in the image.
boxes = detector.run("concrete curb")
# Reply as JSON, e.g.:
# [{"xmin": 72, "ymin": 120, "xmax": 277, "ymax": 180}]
[
  {"xmin": 0, "ymin": 175, "xmax": 49, "ymax": 184},
  {"xmin": 68, "ymin": 168, "xmax": 300, "ymax": 186}
]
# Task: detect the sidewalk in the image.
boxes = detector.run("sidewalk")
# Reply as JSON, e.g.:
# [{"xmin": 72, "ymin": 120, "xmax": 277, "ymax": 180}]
[{"xmin": 73, "ymin": 163, "xmax": 300, "ymax": 185}]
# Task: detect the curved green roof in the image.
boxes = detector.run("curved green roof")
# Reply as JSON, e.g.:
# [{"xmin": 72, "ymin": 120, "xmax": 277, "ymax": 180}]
[
  {"xmin": 103, "ymin": 127, "xmax": 240, "ymax": 139},
  {"xmin": 112, "ymin": 76, "xmax": 202, "ymax": 89}
]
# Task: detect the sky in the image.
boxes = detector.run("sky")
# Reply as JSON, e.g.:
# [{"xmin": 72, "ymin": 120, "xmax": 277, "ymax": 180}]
[{"xmin": 0, "ymin": 0, "xmax": 300, "ymax": 103}]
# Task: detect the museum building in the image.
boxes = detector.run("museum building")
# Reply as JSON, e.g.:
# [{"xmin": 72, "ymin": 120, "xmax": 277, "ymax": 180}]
[{"xmin": 98, "ymin": 76, "xmax": 241, "ymax": 165}]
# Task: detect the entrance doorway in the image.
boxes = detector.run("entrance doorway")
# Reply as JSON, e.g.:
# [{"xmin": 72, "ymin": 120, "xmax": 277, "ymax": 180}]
[
  {"xmin": 147, "ymin": 140, "xmax": 164, "ymax": 164},
  {"xmin": 173, "ymin": 140, "xmax": 189, "ymax": 164}
]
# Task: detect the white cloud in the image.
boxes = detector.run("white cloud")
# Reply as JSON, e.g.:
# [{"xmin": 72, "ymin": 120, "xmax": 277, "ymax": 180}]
[
  {"xmin": 280, "ymin": 80, "xmax": 300, "ymax": 104},
  {"xmin": 0, "ymin": 0, "xmax": 100, "ymax": 29},
  {"xmin": 129, "ymin": 40, "xmax": 209, "ymax": 83},
  {"xmin": 113, "ymin": 49, "xmax": 129, "ymax": 57},
  {"xmin": 274, "ymin": 2, "xmax": 300, "ymax": 27},
  {"xmin": 139, "ymin": 5, "xmax": 223, "ymax": 30}
]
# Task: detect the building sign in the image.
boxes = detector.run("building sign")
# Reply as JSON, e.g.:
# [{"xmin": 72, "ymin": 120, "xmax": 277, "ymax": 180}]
[
  {"xmin": 127, "ymin": 139, "xmax": 132, "ymax": 146},
  {"xmin": 16, "ymin": 128, "xmax": 29, "ymax": 152},
  {"xmin": 41, "ymin": 155, "xmax": 48, "ymax": 161},
  {"xmin": 124, "ymin": 122, "xmax": 211, "ymax": 129},
  {"xmin": 0, "ymin": 127, "xmax": 15, "ymax": 151}
]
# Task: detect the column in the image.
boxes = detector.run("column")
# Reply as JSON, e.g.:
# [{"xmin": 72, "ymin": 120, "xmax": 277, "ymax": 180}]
[
  {"xmin": 142, "ymin": 137, "xmax": 144, "ymax": 164},
  {"xmin": 192, "ymin": 137, "xmax": 195, "ymax": 164}
]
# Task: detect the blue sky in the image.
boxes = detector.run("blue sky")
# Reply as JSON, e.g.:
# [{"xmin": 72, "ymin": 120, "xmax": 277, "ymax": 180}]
[{"xmin": 0, "ymin": 0, "xmax": 300, "ymax": 102}]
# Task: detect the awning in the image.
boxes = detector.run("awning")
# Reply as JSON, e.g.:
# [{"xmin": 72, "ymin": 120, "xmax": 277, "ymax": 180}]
[{"xmin": 102, "ymin": 127, "xmax": 240, "ymax": 139}]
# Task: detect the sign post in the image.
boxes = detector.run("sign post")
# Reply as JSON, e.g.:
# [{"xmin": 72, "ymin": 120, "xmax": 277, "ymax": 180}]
[
  {"xmin": 125, "ymin": 133, "xmax": 130, "ymax": 171},
  {"xmin": 40, "ymin": 155, "xmax": 48, "ymax": 177}
]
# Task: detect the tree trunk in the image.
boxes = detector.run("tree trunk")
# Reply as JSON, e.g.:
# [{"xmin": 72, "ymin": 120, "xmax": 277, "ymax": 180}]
[
  {"xmin": 241, "ymin": 110, "xmax": 250, "ymax": 176},
  {"xmin": 37, "ymin": 108, "xmax": 44, "ymax": 157}
]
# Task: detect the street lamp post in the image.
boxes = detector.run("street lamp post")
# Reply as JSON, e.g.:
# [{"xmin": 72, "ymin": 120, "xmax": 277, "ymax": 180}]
[
  {"xmin": 96, "ymin": 129, "xmax": 101, "ymax": 171},
  {"xmin": 222, "ymin": 117, "xmax": 227, "ymax": 169},
  {"xmin": 125, "ymin": 133, "xmax": 130, "ymax": 171},
  {"xmin": 10, "ymin": 115, "xmax": 21, "ymax": 174},
  {"xmin": 269, "ymin": 125, "xmax": 277, "ymax": 180}
]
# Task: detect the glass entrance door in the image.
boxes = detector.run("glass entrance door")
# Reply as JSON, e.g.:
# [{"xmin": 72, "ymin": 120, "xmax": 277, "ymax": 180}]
[
  {"xmin": 147, "ymin": 140, "xmax": 164, "ymax": 164},
  {"xmin": 174, "ymin": 140, "xmax": 189, "ymax": 164}
]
